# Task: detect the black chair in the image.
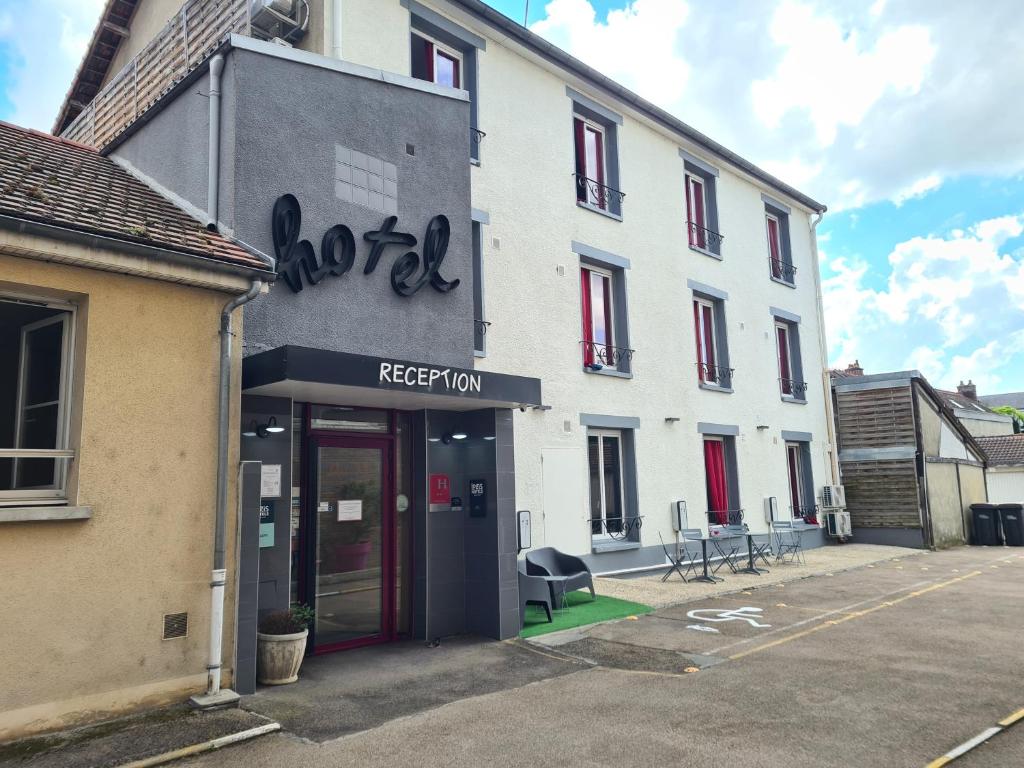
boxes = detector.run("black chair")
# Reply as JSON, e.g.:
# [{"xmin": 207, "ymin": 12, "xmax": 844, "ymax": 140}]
[
  {"xmin": 518, "ymin": 563, "xmax": 553, "ymax": 626},
  {"xmin": 525, "ymin": 547, "xmax": 596, "ymax": 607},
  {"xmin": 659, "ymin": 532, "xmax": 700, "ymax": 582}
]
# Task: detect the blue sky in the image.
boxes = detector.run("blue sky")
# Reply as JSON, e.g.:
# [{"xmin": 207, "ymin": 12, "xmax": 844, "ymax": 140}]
[{"xmin": 1, "ymin": 0, "xmax": 1022, "ymax": 393}]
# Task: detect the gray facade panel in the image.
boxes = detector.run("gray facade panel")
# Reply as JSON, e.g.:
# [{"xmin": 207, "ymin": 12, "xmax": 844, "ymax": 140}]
[
  {"xmin": 697, "ymin": 422, "xmax": 739, "ymax": 436},
  {"xmin": 687, "ymin": 279, "xmax": 728, "ymax": 301},
  {"xmin": 565, "ymin": 86, "xmax": 624, "ymax": 125},
  {"xmin": 580, "ymin": 413, "xmax": 641, "ymax": 430},
  {"xmin": 573, "ymin": 240, "xmax": 630, "ymax": 270}
]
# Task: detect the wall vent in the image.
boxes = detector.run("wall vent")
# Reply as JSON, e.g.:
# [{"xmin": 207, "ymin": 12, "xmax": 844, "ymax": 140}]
[
  {"xmin": 492, "ymin": 237, "xmax": 501, "ymax": 250},
  {"xmin": 563, "ymin": 420, "xmax": 572, "ymax": 433},
  {"xmin": 162, "ymin": 612, "xmax": 188, "ymax": 640}
]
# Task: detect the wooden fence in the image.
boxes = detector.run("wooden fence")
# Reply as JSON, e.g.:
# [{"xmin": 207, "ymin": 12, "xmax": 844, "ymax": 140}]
[{"xmin": 62, "ymin": 0, "xmax": 249, "ymax": 148}]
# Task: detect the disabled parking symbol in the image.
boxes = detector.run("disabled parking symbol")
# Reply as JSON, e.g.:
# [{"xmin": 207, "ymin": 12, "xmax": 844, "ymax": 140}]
[{"xmin": 685, "ymin": 606, "xmax": 771, "ymax": 628}]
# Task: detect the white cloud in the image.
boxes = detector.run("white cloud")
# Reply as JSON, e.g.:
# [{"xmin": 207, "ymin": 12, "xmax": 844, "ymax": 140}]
[
  {"xmin": 527, "ymin": 0, "xmax": 1024, "ymax": 211},
  {"xmin": 823, "ymin": 213, "xmax": 1024, "ymax": 390},
  {"xmin": 0, "ymin": 0, "xmax": 104, "ymax": 131},
  {"xmin": 531, "ymin": 0, "xmax": 691, "ymax": 104}
]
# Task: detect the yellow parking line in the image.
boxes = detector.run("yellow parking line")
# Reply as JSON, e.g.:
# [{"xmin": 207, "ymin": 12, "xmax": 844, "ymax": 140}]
[
  {"xmin": 924, "ymin": 756, "xmax": 952, "ymax": 768},
  {"xmin": 729, "ymin": 572, "xmax": 981, "ymax": 661},
  {"xmin": 998, "ymin": 706, "xmax": 1024, "ymax": 728}
]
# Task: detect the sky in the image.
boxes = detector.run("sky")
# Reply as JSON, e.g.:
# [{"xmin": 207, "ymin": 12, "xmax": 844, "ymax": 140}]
[{"xmin": 0, "ymin": 0, "xmax": 1022, "ymax": 394}]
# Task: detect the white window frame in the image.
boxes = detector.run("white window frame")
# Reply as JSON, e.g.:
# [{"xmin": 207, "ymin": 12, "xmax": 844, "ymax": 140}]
[
  {"xmin": 583, "ymin": 264, "xmax": 615, "ymax": 353},
  {"xmin": 2, "ymin": 293, "xmax": 76, "ymax": 506},
  {"xmin": 785, "ymin": 442, "xmax": 804, "ymax": 512},
  {"xmin": 588, "ymin": 429, "xmax": 626, "ymax": 540},
  {"xmin": 694, "ymin": 296, "xmax": 718, "ymax": 378},
  {"xmin": 685, "ymin": 173, "xmax": 708, "ymax": 246},
  {"xmin": 412, "ymin": 30, "xmax": 464, "ymax": 89},
  {"xmin": 575, "ymin": 115, "xmax": 608, "ymax": 209},
  {"xmin": 775, "ymin": 320, "xmax": 796, "ymax": 398}
]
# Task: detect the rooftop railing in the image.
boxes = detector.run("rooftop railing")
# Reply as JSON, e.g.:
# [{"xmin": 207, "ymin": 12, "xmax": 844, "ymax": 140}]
[{"xmin": 61, "ymin": 0, "xmax": 249, "ymax": 148}]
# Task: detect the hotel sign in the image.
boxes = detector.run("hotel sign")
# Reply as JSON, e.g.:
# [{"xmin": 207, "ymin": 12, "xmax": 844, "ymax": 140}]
[{"xmin": 271, "ymin": 193, "xmax": 460, "ymax": 297}]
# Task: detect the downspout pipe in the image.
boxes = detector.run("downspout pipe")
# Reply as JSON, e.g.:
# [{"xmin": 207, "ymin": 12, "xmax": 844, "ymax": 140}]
[
  {"xmin": 191, "ymin": 278, "xmax": 262, "ymax": 709},
  {"xmin": 206, "ymin": 54, "xmax": 225, "ymax": 231},
  {"xmin": 809, "ymin": 210, "xmax": 840, "ymax": 485}
]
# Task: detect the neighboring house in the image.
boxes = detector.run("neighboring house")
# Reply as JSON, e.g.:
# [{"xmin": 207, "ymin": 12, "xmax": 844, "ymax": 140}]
[
  {"xmin": 978, "ymin": 391, "xmax": 1024, "ymax": 433},
  {"xmin": 831, "ymin": 367, "xmax": 988, "ymax": 549},
  {"xmin": 52, "ymin": 0, "xmax": 836, "ymax": 667},
  {"xmin": 976, "ymin": 434, "xmax": 1024, "ymax": 504},
  {"xmin": 935, "ymin": 380, "xmax": 1015, "ymax": 438},
  {"xmin": 0, "ymin": 122, "xmax": 274, "ymax": 739}
]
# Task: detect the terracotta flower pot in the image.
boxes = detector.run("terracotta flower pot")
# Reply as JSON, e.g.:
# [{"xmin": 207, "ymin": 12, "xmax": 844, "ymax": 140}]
[{"xmin": 256, "ymin": 629, "xmax": 308, "ymax": 685}]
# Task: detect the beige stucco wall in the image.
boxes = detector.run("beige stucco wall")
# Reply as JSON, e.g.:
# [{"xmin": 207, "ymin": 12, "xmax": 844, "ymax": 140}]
[
  {"xmin": 958, "ymin": 413, "xmax": 1015, "ymax": 437},
  {"xmin": 103, "ymin": 0, "xmax": 181, "ymax": 86},
  {"xmin": 0, "ymin": 249, "xmax": 244, "ymax": 740},
  {"xmin": 925, "ymin": 463, "xmax": 966, "ymax": 548}
]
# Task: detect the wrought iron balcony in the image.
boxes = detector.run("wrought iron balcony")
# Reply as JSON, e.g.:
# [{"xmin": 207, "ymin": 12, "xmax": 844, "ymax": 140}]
[
  {"xmin": 686, "ymin": 221, "xmax": 724, "ymax": 252},
  {"xmin": 780, "ymin": 378, "xmax": 808, "ymax": 399},
  {"xmin": 697, "ymin": 362, "xmax": 734, "ymax": 388},
  {"xmin": 573, "ymin": 173, "xmax": 625, "ymax": 211},
  {"xmin": 581, "ymin": 341, "xmax": 634, "ymax": 370},
  {"xmin": 770, "ymin": 257, "xmax": 797, "ymax": 284},
  {"xmin": 791, "ymin": 505, "xmax": 819, "ymax": 522},
  {"xmin": 471, "ymin": 127, "xmax": 487, "ymax": 145},
  {"xmin": 708, "ymin": 508, "xmax": 744, "ymax": 527},
  {"xmin": 590, "ymin": 515, "xmax": 643, "ymax": 540}
]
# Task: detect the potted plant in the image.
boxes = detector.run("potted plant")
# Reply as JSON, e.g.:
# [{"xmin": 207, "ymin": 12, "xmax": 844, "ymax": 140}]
[{"xmin": 257, "ymin": 604, "xmax": 314, "ymax": 685}]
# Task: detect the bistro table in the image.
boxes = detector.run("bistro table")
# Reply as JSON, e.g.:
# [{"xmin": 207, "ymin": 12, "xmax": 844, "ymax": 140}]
[
  {"xmin": 692, "ymin": 534, "xmax": 725, "ymax": 584},
  {"xmin": 739, "ymin": 532, "xmax": 771, "ymax": 575}
]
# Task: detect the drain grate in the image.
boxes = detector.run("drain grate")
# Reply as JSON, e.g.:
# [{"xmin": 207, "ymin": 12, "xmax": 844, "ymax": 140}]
[{"xmin": 162, "ymin": 612, "xmax": 188, "ymax": 640}]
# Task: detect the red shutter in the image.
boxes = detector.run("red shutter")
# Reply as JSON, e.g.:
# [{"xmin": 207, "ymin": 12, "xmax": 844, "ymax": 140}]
[
  {"xmin": 777, "ymin": 326, "xmax": 792, "ymax": 394},
  {"xmin": 574, "ymin": 119, "xmax": 587, "ymax": 202},
  {"xmin": 581, "ymin": 268, "xmax": 594, "ymax": 366}
]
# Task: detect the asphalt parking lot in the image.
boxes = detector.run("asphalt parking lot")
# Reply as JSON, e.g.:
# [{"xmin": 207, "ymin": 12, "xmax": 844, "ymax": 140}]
[{"xmin": 176, "ymin": 545, "xmax": 1024, "ymax": 768}]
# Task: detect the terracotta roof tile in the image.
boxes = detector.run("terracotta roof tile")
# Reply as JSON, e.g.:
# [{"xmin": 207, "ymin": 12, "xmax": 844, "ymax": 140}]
[
  {"xmin": 976, "ymin": 434, "xmax": 1024, "ymax": 466},
  {"xmin": 0, "ymin": 121, "xmax": 270, "ymax": 273}
]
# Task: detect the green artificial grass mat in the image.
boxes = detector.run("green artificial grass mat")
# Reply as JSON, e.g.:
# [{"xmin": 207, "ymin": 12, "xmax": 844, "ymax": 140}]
[{"xmin": 519, "ymin": 591, "xmax": 653, "ymax": 638}]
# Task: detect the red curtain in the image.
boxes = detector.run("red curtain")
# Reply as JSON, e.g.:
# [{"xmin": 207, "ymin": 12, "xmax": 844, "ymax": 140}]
[
  {"xmin": 693, "ymin": 301, "xmax": 704, "ymax": 381},
  {"xmin": 424, "ymin": 41, "xmax": 435, "ymax": 82},
  {"xmin": 581, "ymin": 268, "xmax": 594, "ymax": 366},
  {"xmin": 573, "ymin": 118, "xmax": 587, "ymax": 202},
  {"xmin": 704, "ymin": 440, "xmax": 728, "ymax": 525},
  {"xmin": 777, "ymin": 326, "xmax": 792, "ymax": 394}
]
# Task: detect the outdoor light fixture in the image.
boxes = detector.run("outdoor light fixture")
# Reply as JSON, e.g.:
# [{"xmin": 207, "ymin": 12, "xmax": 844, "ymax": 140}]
[
  {"xmin": 428, "ymin": 437, "xmax": 441, "ymax": 443},
  {"xmin": 483, "ymin": 436, "xmax": 496, "ymax": 441},
  {"xmin": 242, "ymin": 420, "xmax": 258, "ymax": 438},
  {"xmin": 264, "ymin": 417, "xmax": 285, "ymax": 433},
  {"xmin": 441, "ymin": 431, "xmax": 468, "ymax": 444},
  {"xmin": 451, "ymin": 432, "xmax": 468, "ymax": 440},
  {"xmin": 250, "ymin": 416, "xmax": 286, "ymax": 439}
]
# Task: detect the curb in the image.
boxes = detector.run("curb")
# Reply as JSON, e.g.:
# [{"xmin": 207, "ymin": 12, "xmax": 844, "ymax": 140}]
[
  {"xmin": 115, "ymin": 722, "xmax": 281, "ymax": 768},
  {"xmin": 925, "ymin": 706, "xmax": 1024, "ymax": 767}
]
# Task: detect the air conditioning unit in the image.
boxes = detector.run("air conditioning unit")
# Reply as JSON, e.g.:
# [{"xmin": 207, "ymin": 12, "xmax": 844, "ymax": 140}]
[
  {"xmin": 821, "ymin": 484, "xmax": 846, "ymax": 509},
  {"xmin": 825, "ymin": 509, "xmax": 852, "ymax": 538},
  {"xmin": 250, "ymin": 0, "xmax": 310, "ymax": 44},
  {"xmin": 763, "ymin": 496, "xmax": 779, "ymax": 524}
]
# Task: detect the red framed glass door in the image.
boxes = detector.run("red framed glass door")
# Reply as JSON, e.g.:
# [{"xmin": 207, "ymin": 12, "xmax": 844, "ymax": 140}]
[{"xmin": 308, "ymin": 435, "xmax": 395, "ymax": 653}]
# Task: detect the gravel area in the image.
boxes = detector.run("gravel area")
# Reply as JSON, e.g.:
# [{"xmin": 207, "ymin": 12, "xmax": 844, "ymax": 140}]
[{"xmin": 594, "ymin": 543, "xmax": 924, "ymax": 608}]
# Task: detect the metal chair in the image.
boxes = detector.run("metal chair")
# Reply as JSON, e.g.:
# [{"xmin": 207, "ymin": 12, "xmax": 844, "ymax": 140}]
[
  {"xmin": 771, "ymin": 520, "xmax": 806, "ymax": 565},
  {"xmin": 659, "ymin": 532, "xmax": 700, "ymax": 582}
]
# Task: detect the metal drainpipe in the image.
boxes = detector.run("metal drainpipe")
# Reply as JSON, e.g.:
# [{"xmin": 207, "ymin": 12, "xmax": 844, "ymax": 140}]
[
  {"xmin": 207, "ymin": 54, "xmax": 225, "ymax": 231},
  {"xmin": 331, "ymin": 0, "xmax": 344, "ymax": 59},
  {"xmin": 809, "ymin": 210, "xmax": 840, "ymax": 485}
]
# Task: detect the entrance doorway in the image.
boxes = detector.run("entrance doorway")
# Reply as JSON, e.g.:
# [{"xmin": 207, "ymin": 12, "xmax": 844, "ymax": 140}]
[
  {"xmin": 293, "ymin": 405, "xmax": 414, "ymax": 654},
  {"xmin": 311, "ymin": 437, "xmax": 393, "ymax": 652}
]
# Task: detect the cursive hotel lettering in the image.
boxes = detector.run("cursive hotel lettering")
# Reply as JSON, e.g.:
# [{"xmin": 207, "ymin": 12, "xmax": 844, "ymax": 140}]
[
  {"xmin": 271, "ymin": 193, "xmax": 459, "ymax": 296},
  {"xmin": 379, "ymin": 363, "xmax": 482, "ymax": 394}
]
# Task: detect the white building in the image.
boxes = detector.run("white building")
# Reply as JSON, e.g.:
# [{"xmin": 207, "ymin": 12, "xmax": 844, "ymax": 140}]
[{"xmin": 53, "ymin": 0, "xmax": 837, "ymax": 658}]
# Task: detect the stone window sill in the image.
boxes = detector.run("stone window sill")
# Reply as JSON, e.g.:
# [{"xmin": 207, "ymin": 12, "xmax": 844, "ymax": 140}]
[
  {"xmin": 770, "ymin": 275, "xmax": 797, "ymax": 289},
  {"xmin": 584, "ymin": 366, "xmax": 633, "ymax": 379},
  {"xmin": 689, "ymin": 244, "xmax": 723, "ymax": 261},
  {"xmin": 577, "ymin": 201, "xmax": 623, "ymax": 222},
  {"xmin": 781, "ymin": 396, "xmax": 808, "ymax": 405},
  {"xmin": 592, "ymin": 539, "xmax": 641, "ymax": 554},
  {"xmin": 0, "ymin": 506, "xmax": 92, "ymax": 523},
  {"xmin": 699, "ymin": 382, "xmax": 733, "ymax": 394}
]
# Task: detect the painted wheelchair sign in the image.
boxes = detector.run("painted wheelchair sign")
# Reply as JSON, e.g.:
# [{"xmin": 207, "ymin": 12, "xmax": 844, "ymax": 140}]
[{"xmin": 686, "ymin": 606, "xmax": 772, "ymax": 628}]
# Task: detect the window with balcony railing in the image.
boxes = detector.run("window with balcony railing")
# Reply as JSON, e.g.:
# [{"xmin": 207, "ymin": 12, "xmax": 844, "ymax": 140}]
[
  {"xmin": 683, "ymin": 154, "xmax": 723, "ymax": 257},
  {"xmin": 774, "ymin": 317, "xmax": 807, "ymax": 402},
  {"xmin": 693, "ymin": 293, "xmax": 732, "ymax": 391},
  {"xmin": 569, "ymin": 90, "xmax": 624, "ymax": 218},
  {"xmin": 765, "ymin": 197, "xmax": 795, "ymax": 286},
  {"xmin": 578, "ymin": 251, "xmax": 632, "ymax": 376}
]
